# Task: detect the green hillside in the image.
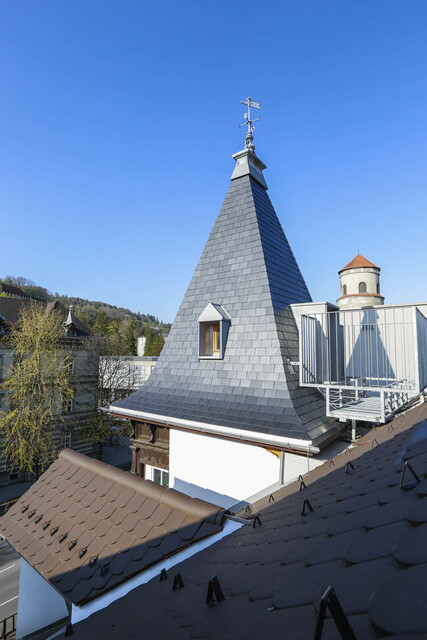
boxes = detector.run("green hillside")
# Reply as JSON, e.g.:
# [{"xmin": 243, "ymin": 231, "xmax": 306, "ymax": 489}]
[{"xmin": 1, "ymin": 275, "xmax": 170, "ymax": 355}]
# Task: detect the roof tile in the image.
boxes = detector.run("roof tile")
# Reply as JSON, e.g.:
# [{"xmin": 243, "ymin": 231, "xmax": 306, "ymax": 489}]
[
  {"xmin": 406, "ymin": 497, "xmax": 427, "ymax": 524},
  {"xmin": 343, "ymin": 521, "xmax": 408, "ymax": 563},
  {"xmin": 393, "ymin": 523, "xmax": 427, "ymax": 565},
  {"xmin": 369, "ymin": 564, "xmax": 427, "ymax": 634}
]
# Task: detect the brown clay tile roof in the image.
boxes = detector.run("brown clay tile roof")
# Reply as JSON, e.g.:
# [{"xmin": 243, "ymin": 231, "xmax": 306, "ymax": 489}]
[
  {"xmin": 0, "ymin": 297, "xmax": 30, "ymax": 326},
  {"xmin": 0, "ymin": 282, "xmax": 28, "ymax": 298},
  {"xmin": 66, "ymin": 402, "xmax": 427, "ymax": 639},
  {"xmin": 339, "ymin": 253, "xmax": 380, "ymax": 273},
  {"xmin": 0, "ymin": 449, "xmax": 226, "ymax": 605}
]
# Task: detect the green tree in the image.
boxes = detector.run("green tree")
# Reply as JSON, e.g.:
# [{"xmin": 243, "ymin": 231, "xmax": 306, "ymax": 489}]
[
  {"xmin": 122, "ymin": 317, "xmax": 137, "ymax": 355},
  {"xmin": 21, "ymin": 285, "xmax": 51, "ymax": 302},
  {"xmin": 109, "ymin": 319, "xmax": 121, "ymax": 336},
  {"xmin": 93, "ymin": 310, "xmax": 111, "ymax": 336},
  {"xmin": 0, "ymin": 303, "xmax": 74, "ymax": 479},
  {"xmin": 144, "ymin": 329, "xmax": 165, "ymax": 356}
]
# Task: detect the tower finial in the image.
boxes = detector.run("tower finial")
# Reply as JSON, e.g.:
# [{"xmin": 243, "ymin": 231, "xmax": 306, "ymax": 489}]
[
  {"xmin": 239, "ymin": 96, "xmax": 261, "ymax": 151},
  {"xmin": 66, "ymin": 305, "xmax": 73, "ymax": 326}
]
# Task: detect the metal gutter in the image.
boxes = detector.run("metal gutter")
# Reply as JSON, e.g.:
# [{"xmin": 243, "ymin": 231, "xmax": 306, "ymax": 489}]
[{"xmin": 109, "ymin": 406, "xmax": 320, "ymax": 455}]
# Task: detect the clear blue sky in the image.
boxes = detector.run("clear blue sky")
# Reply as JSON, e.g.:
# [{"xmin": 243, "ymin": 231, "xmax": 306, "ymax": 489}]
[{"xmin": 1, "ymin": 1, "xmax": 426, "ymax": 323}]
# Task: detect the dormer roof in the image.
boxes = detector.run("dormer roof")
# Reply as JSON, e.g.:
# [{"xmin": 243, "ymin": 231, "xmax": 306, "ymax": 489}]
[
  {"xmin": 197, "ymin": 303, "xmax": 231, "ymax": 323},
  {"xmin": 339, "ymin": 254, "xmax": 380, "ymax": 273}
]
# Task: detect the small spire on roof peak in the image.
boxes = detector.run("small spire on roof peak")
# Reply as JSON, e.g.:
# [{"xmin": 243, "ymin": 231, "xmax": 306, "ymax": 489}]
[
  {"xmin": 231, "ymin": 96, "xmax": 267, "ymax": 189},
  {"xmin": 239, "ymin": 96, "xmax": 261, "ymax": 152},
  {"xmin": 65, "ymin": 305, "xmax": 73, "ymax": 326}
]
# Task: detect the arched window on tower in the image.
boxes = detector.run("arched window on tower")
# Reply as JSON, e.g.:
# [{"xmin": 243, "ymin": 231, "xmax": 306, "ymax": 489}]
[
  {"xmin": 377, "ymin": 283, "xmax": 380, "ymax": 294},
  {"xmin": 359, "ymin": 281, "xmax": 367, "ymax": 294},
  {"xmin": 343, "ymin": 284, "xmax": 347, "ymax": 296}
]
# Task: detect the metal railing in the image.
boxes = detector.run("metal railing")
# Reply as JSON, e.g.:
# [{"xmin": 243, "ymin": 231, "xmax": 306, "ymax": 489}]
[
  {"xmin": 0, "ymin": 613, "xmax": 16, "ymax": 639},
  {"xmin": 300, "ymin": 306, "xmax": 424, "ymax": 393},
  {"xmin": 299, "ymin": 306, "xmax": 427, "ymax": 423}
]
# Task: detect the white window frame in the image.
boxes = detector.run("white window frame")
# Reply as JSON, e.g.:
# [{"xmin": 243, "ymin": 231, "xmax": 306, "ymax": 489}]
[
  {"xmin": 63, "ymin": 433, "xmax": 72, "ymax": 448},
  {"xmin": 197, "ymin": 303, "xmax": 231, "ymax": 360},
  {"xmin": 146, "ymin": 465, "xmax": 169, "ymax": 487},
  {"xmin": 62, "ymin": 397, "xmax": 74, "ymax": 413}
]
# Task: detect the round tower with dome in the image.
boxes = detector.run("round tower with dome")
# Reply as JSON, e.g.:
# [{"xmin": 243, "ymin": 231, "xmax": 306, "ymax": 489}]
[{"xmin": 337, "ymin": 253, "xmax": 384, "ymax": 309}]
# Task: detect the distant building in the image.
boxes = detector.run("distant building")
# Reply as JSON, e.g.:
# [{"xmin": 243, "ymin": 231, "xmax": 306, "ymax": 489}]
[
  {"xmin": 0, "ymin": 299, "xmax": 97, "ymax": 484},
  {"xmin": 137, "ymin": 336, "xmax": 146, "ymax": 356},
  {"xmin": 100, "ymin": 355, "xmax": 158, "ymax": 399},
  {"xmin": 0, "ymin": 282, "xmax": 29, "ymax": 300},
  {"xmin": 337, "ymin": 253, "xmax": 384, "ymax": 309}
]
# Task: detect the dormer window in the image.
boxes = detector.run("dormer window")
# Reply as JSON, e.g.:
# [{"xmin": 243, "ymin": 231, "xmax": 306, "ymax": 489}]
[
  {"xmin": 200, "ymin": 322, "xmax": 220, "ymax": 356},
  {"xmin": 198, "ymin": 304, "xmax": 231, "ymax": 360}
]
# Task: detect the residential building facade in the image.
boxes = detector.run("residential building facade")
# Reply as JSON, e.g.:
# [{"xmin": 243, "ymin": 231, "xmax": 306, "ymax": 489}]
[{"xmin": 0, "ymin": 298, "xmax": 97, "ymax": 484}]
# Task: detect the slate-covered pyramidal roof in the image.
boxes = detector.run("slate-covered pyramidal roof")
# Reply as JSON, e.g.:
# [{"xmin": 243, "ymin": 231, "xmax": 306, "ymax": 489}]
[{"xmin": 112, "ymin": 143, "xmax": 339, "ymax": 449}]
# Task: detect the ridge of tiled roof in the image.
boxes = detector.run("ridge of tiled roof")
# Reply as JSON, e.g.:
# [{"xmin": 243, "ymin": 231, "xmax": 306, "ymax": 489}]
[
  {"xmin": 68, "ymin": 402, "xmax": 427, "ymax": 639},
  {"xmin": 112, "ymin": 161, "xmax": 338, "ymax": 448},
  {"xmin": 0, "ymin": 297, "xmax": 31, "ymax": 326},
  {"xmin": 339, "ymin": 253, "xmax": 380, "ymax": 273},
  {"xmin": 0, "ymin": 282, "xmax": 28, "ymax": 298},
  {"xmin": 0, "ymin": 449, "xmax": 226, "ymax": 605}
]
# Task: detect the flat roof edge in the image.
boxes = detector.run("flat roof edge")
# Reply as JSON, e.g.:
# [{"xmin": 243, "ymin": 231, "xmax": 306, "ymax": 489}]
[{"xmin": 109, "ymin": 406, "xmax": 320, "ymax": 454}]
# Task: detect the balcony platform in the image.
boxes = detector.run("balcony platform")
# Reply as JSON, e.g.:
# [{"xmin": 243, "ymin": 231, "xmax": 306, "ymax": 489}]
[{"xmin": 328, "ymin": 395, "xmax": 384, "ymax": 423}]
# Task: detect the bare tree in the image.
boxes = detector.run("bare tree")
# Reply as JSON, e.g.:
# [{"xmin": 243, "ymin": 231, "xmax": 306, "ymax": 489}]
[{"xmin": 81, "ymin": 336, "xmax": 133, "ymax": 460}]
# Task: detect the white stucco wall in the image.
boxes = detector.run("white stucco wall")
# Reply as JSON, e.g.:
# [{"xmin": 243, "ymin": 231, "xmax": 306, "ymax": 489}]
[
  {"xmin": 170, "ymin": 430, "xmax": 282, "ymax": 508},
  {"xmin": 169, "ymin": 430, "xmax": 327, "ymax": 508},
  {"xmin": 340, "ymin": 267, "xmax": 379, "ymax": 293},
  {"xmin": 282, "ymin": 451, "xmax": 321, "ymax": 483},
  {"xmin": 16, "ymin": 559, "xmax": 69, "ymax": 640},
  {"xmin": 339, "ymin": 293, "xmax": 382, "ymax": 309}
]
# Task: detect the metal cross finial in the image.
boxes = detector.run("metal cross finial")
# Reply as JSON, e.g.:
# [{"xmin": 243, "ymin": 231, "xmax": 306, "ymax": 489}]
[{"xmin": 240, "ymin": 96, "xmax": 261, "ymax": 151}]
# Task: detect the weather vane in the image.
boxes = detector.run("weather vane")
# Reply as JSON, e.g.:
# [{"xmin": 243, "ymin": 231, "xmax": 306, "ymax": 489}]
[{"xmin": 240, "ymin": 96, "xmax": 261, "ymax": 150}]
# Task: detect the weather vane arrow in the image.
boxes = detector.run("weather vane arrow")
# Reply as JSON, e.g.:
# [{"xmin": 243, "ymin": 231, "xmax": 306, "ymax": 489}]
[{"xmin": 239, "ymin": 96, "xmax": 261, "ymax": 151}]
